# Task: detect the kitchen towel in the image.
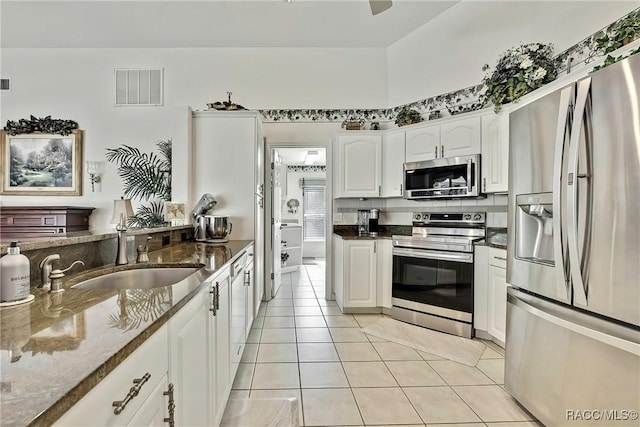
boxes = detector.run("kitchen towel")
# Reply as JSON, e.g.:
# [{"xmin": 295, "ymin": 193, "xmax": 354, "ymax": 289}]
[{"xmin": 361, "ymin": 317, "xmax": 485, "ymax": 366}]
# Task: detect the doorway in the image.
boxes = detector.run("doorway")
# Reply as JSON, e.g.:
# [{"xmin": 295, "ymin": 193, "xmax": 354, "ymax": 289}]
[{"xmin": 265, "ymin": 145, "xmax": 331, "ymax": 301}]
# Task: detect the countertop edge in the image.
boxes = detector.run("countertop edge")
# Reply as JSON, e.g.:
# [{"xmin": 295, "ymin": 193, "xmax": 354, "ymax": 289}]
[{"xmin": 24, "ymin": 240, "xmax": 253, "ymax": 427}]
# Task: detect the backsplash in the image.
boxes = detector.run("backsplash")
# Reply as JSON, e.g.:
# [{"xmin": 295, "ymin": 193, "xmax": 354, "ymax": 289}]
[
  {"xmin": 334, "ymin": 195, "xmax": 508, "ymax": 229},
  {"xmin": 259, "ymin": 8, "xmax": 638, "ymax": 125}
]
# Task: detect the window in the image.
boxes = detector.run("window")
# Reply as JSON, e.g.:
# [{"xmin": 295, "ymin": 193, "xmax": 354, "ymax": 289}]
[{"xmin": 302, "ymin": 179, "xmax": 326, "ymax": 241}]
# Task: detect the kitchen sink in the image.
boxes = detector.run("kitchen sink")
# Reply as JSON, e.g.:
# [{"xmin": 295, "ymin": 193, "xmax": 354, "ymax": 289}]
[{"xmin": 71, "ymin": 266, "xmax": 203, "ymax": 290}]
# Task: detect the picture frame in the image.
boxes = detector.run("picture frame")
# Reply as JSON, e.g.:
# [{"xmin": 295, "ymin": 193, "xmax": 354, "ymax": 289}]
[
  {"xmin": 164, "ymin": 201, "xmax": 186, "ymax": 226},
  {"xmin": 0, "ymin": 130, "xmax": 83, "ymax": 195}
]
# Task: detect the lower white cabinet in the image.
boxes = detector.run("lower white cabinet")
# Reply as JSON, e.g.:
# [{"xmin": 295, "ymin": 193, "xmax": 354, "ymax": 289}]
[
  {"xmin": 333, "ymin": 236, "xmax": 392, "ymax": 311},
  {"xmin": 56, "ymin": 258, "xmax": 251, "ymax": 427},
  {"xmin": 54, "ymin": 324, "xmax": 170, "ymax": 426},
  {"xmin": 474, "ymin": 245, "xmax": 508, "ymax": 346}
]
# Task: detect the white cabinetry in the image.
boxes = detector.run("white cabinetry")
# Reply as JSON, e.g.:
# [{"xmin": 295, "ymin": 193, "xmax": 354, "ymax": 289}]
[
  {"xmin": 211, "ymin": 270, "xmax": 231, "ymax": 426},
  {"xmin": 480, "ymin": 112, "xmax": 509, "ymax": 193},
  {"xmin": 381, "ymin": 131, "xmax": 405, "ymax": 197},
  {"xmin": 54, "ymin": 325, "xmax": 170, "ymax": 426},
  {"xmin": 335, "ymin": 134, "xmax": 382, "ymax": 198},
  {"xmin": 440, "ymin": 116, "xmax": 481, "ymax": 158},
  {"xmin": 404, "ymin": 116, "xmax": 481, "ymax": 163},
  {"xmin": 281, "ymin": 225, "xmax": 302, "ymax": 273},
  {"xmin": 474, "ymin": 245, "xmax": 508, "ymax": 347},
  {"xmin": 169, "ymin": 288, "xmax": 211, "ymax": 426},
  {"xmin": 230, "ymin": 255, "xmax": 247, "ymax": 381},
  {"xmin": 405, "ymin": 125, "xmax": 440, "ymax": 162},
  {"xmin": 333, "ymin": 236, "xmax": 392, "ymax": 311}
]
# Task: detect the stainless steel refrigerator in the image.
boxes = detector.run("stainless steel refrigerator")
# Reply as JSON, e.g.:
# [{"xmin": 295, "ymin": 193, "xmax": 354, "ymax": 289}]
[{"xmin": 506, "ymin": 54, "xmax": 640, "ymax": 426}]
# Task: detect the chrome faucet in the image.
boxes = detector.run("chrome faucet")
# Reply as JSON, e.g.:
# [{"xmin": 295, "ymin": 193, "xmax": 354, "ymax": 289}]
[
  {"xmin": 39, "ymin": 254, "xmax": 84, "ymax": 293},
  {"xmin": 137, "ymin": 236, "xmax": 152, "ymax": 263},
  {"xmin": 115, "ymin": 213, "xmax": 129, "ymax": 265}
]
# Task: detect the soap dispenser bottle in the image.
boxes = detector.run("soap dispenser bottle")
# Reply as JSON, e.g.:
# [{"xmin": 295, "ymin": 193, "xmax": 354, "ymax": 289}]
[{"xmin": 0, "ymin": 242, "xmax": 31, "ymax": 303}]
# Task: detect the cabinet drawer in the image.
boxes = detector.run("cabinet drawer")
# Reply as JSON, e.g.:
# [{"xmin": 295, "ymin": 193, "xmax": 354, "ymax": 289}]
[
  {"xmin": 55, "ymin": 325, "xmax": 168, "ymax": 426},
  {"xmin": 488, "ymin": 247, "xmax": 507, "ymax": 269}
]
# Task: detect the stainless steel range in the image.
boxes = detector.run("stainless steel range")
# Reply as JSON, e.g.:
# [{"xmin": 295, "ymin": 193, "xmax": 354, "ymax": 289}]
[{"xmin": 392, "ymin": 212, "xmax": 485, "ymax": 338}]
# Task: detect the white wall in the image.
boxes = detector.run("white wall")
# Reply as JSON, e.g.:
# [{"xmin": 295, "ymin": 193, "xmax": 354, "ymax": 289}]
[
  {"xmin": 387, "ymin": 1, "xmax": 639, "ymax": 106},
  {"xmin": 0, "ymin": 48, "xmax": 386, "ymax": 229}
]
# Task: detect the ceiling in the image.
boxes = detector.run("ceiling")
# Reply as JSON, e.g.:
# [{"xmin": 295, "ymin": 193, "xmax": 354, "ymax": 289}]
[
  {"xmin": 0, "ymin": 0, "xmax": 459, "ymax": 48},
  {"xmin": 277, "ymin": 147, "xmax": 326, "ymax": 165}
]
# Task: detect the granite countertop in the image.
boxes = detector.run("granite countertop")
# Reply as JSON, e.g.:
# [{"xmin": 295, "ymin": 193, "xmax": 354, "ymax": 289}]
[
  {"xmin": 0, "ymin": 240, "xmax": 253, "ymax": 427},
  {"xmin": 333, "ymin": 225, "xmax": 411, "ymax": 240},
  {"xmin": 0, "ymin": 225, "xmax": 193, "ymax": 253},
  {"xmin": 474, "ymin": 240, "xmax": 508, "ymax": 250}
]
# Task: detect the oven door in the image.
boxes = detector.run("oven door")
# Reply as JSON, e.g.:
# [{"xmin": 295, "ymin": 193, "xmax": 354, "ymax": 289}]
[{"xmin": 392, "ymin": 247, "xmax": 473, "ymax": 315}]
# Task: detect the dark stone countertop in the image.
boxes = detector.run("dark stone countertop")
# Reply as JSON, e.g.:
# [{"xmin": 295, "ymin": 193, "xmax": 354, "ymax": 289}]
[
  {"xmin": 474, "ymin": 240, "xmax": 508, "ymax": 250},
  {"xmin": 333, "ymin": 225, "xmax": 411, "ymax": 240},
  {"xmin": 0, "ymin": 240, "xmax": 253, "ymax": 427}
]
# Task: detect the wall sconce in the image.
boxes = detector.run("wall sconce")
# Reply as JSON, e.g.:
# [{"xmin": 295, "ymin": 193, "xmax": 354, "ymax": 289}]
[{"xmin": 86, "ymin": 161, "xmax": 104, "ymax": 192}]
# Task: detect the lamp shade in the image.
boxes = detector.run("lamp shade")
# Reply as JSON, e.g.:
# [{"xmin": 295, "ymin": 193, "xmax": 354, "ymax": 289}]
[{"xmin": 110, "ymin": 198, "xmax": 134, "ymax": 224}]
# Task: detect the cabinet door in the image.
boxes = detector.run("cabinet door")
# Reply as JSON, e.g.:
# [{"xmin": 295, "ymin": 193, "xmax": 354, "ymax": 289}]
[
  {"xmin": 375, "ymin": 239, "xmax": 393, "ymax": 308},
  {"xmin": 487, "ymin": 265, "xmax": 508, "ymax": 345},
  {"xmin": 245, "ymin": 263, "xmax": 254, "ymax": 338},
  {"xmin": 337, "ymin": 135, "xmax": 382, "ymax": 197},
  {"xmin": 332, "ymin": 235, "xmax": 345, "ymax": 310},
  {"xmin": 381, "ymin": 131, "xmax": 405, "ymax": 197},
  {"xmin": 231, "ymin": 271, "xmax": 246, "ymax": 374},
  {"xmin": 440, "ymin": 116, "xmax": 481, "ymax": 157},
  {"xmin": 54, "ymin": 325, "xmax": 168, "ymax": 426},
  {"xmin": 473, "ymin": 245, "xmax": 489, "ymax": 331},
  {"xmin": 481, "ymin": 112, "xmax": 509, "ymax": 193},
  {"xmin": 344, "ymin": 240, "xmax": 377, "ymax": 308},
  {"xmin": 405, "ymin": 125, "xmax": 440, "ymax": 162},
  {"xmin": 168, "ymin": 289, "xmax": 210, "ymax": 427},
  {"xmin": 212, "ymin": 276, "xmax": 231, "ymax": 426},
  {"xmin": 127, "ymin": 374, "xmax": 170, "ymax": 427}
]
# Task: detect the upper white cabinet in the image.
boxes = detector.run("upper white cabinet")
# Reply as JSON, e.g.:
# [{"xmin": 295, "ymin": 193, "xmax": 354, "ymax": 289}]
[
  {"xmin": 335, "ymin": 134, "xmax": 382, "ymax": 198},
  {"xmin": 404, "ymin": 116, "xmax": 481, "ymax": 163},
  {"xmin": 405, "ymin": 125, "xmax": 440, "ymax": 162},
  {"xmin": 481, "ymin": 112, "xmax": 510, "ymax": 193},
  {"xmin": 381, "ymin": 131, "xmax": 405, "ymax": 197},
  {"xmin": 440, "ymin": 116, "xmax": 481, "ymax": 158}
]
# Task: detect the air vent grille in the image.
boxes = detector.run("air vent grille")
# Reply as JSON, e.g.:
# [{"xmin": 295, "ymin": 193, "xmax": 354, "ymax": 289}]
[
  {"xmin": 1, "ymin": 79, "xmax": 11, "ymax": 91},
  {"xmin": 115, "ymin": 68, "xmax": 163, "ymax": 106}
]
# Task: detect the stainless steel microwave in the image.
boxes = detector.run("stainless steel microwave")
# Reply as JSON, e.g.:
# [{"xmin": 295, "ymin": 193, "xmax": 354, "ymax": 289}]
[{"xmin": 403, "ymin": 154, "xmax": 481, "ymax": 200}]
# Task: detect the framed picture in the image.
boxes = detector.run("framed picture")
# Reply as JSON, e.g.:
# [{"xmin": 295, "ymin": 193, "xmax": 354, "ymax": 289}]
[
  {"xmin": 0, "ymin": 130, "xmax": 83, "ymax": 195},
  {"xmin": 165, "ymin": 201, "xmax": 186, "ymax": 225}
]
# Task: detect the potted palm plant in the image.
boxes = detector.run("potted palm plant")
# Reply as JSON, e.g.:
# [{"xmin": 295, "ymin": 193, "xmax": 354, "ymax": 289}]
[{"xmin": 106, "ymin": 139, "xmax": 172, "ymax": 228}]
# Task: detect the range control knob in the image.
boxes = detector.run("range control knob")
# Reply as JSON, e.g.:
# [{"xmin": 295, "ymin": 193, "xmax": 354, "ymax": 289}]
[
  {"xmin": 473, "ymin": 213, "xmax": 482, "ymax": 221},
  {"xmin": 413, "ymin": 213, "xmax": 422, "ymax": 221},
  {"xmin": 423, "ymin": 214, "xmax": 429, "ymax": 221},
  {"xmin": 463, "ymin": 214, "xmax": 471, "ymax": 221}
]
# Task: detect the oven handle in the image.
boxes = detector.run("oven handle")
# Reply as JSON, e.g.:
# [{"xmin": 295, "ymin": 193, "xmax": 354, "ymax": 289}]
[{"xmin": 393, "ymin": 247, "xmax": 473, "ymax": 263}]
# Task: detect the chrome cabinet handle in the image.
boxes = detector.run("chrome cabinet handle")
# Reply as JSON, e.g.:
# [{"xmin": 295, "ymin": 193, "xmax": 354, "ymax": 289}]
[
  {"xmin": 112, "ymin": 373, "xmax": 151, "ymax": 415},
  {"xmin": 216, "ymin": 283, "xmax": 220, "ymax": 310},
  {"xmin": 483, "ymin": 177, "xmax": 486, "ymax": 192},
  {"xmin": 210, "ymin": 282, "xmax": 218, "ymax": 315},
  {"xmin": 163, "ymin": 383, "xmax": 175, "ymax": 427},
  {"xmin": 435, "ymin": 145, "xmax": 438, "ymax": 158},
  {"xmin": 494, "ymin": 256, "xmax": 507, "ymax": 261},
  {"xmin": 441, "ymin": 145, "xmax": 444, "ymax": 157},
  {"xmin": 378, "ymin": 185, "xmax": 381, "ymax": 196},
  {"xmin": 400, "ymin": 184, "xmax": 403, "ymax": 196}
]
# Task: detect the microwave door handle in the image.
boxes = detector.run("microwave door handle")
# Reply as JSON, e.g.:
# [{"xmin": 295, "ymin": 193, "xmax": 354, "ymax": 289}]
[
  {"xmin": 466, "ymin": 159, "xmax": 472, "ymax": 194},
  {"xmin": 566, "ymin": 78, "xmax": 591, "ymax": 308},
  {"xmin": 553, "ymin": 86, "xmax": 574, "ymax": 301}
]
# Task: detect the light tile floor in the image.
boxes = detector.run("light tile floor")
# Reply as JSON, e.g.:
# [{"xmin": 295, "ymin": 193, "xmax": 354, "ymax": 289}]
[{"xmin": 224, "ymin": 261, "xmax": 540, "ymax": 427}]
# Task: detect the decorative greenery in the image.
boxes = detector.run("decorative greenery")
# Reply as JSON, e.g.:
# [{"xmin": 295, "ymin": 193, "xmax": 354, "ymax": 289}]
[
  {"xmin": 591, "ymin": 11, "xmax": 640, "ymax": 71},
  {"xmin": 394, "ymin": 107, "xmax": 423, "ymax": 127},
  {"xmin": 3, "ymin": 115, "xmax": 78, "ymax": 135},
  {"xmin": 481, "ymin": 43, "xmax": 557, "ymax": 112},
  {"xmin": 106, "ymin": 139, "xmax": 172, "ymax": 228},
  {"xmin": 108, "ymin": 288, "xmax": 173, "ymax": 331}
]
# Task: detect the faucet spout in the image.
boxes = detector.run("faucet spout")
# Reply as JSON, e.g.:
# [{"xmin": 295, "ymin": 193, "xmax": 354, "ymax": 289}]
[{"xmin": 115, "ymin": 213, "xmax": 129, "ymax": 265}]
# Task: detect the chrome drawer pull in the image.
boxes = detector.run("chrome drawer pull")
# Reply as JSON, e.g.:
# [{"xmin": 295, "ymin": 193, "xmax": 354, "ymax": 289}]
[
  {"xmin": 112, "ymin": 373, "xmax": 151, "ymax": 415},
  {"xmin": 494, "ymin": 256, "xmax": 507, "ymax": 261},
  {"xmin": 164, "ymin": 383, "xmax": 175, "ymax": 427}
]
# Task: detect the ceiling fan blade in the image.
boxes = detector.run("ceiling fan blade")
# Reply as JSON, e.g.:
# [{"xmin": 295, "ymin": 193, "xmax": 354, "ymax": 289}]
[{"xmin": 370, "ymin": 0, "xmax": 393, "ymax": 16}]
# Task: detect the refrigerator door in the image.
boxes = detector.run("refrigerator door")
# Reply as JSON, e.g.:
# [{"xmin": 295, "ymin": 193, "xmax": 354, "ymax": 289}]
[
  {"xmin": 508, "ymin": 86, "xmax": 572, "ymax": 303},
  {"xmin": 505, "ymin": 287, "xmax": 640, "ymax": 427},
  {"xmin": 567, "ymin": 54, "xmax": 640, "ymax": 327}
]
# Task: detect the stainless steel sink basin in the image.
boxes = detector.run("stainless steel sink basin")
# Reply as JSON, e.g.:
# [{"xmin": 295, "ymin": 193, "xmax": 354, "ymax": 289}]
[{"xmin": 71, "ymin": 267, "xmax": 202, "ymax": 290}]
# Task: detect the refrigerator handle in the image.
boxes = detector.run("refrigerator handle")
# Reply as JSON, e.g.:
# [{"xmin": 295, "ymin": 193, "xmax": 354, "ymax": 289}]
[
  {"xmin": 566, "ymin": 78, "xmax": 591, "ymax": 307},
  {"xmin": 552, "ymin": 86, "xmax": 573, "ymax": 300}
]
